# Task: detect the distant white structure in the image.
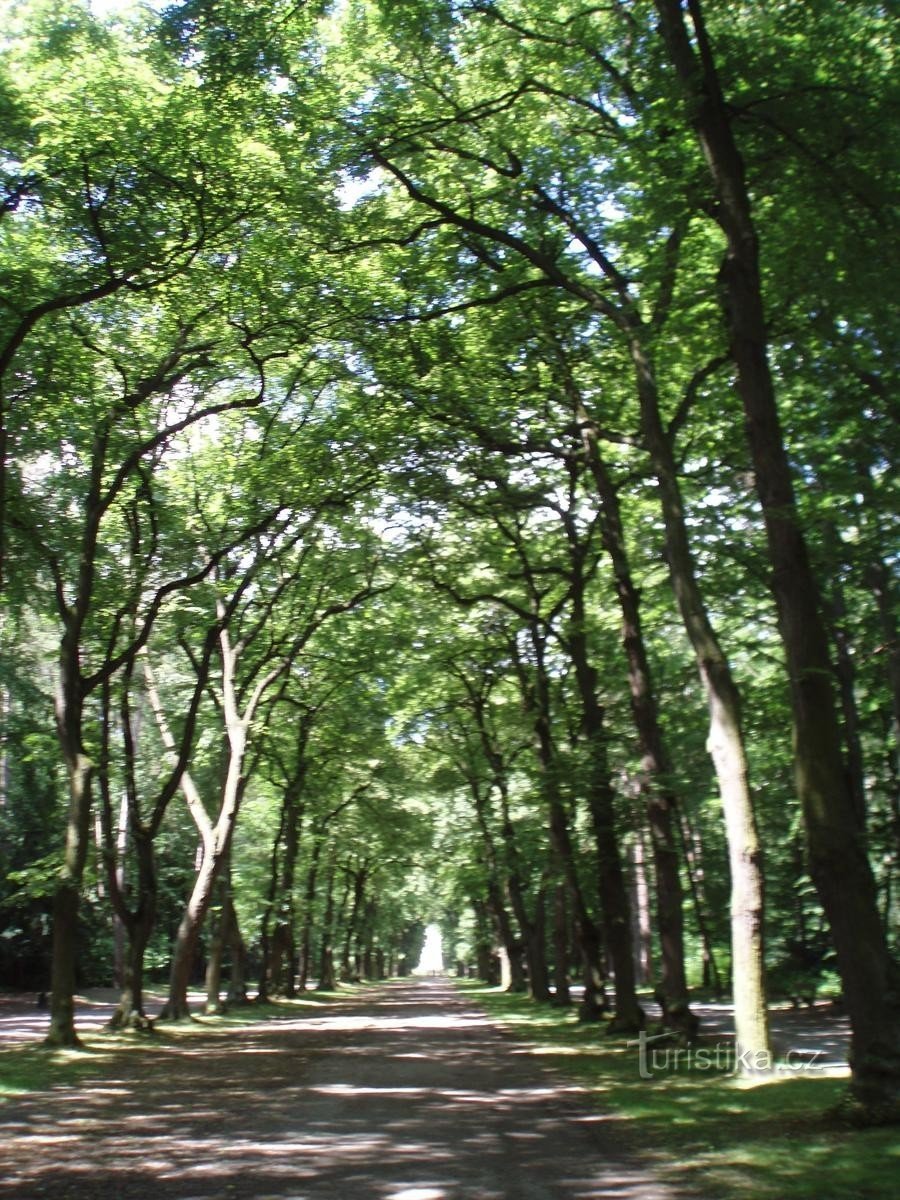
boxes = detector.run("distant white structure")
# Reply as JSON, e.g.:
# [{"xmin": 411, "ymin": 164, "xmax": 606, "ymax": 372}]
[{"xmin": 413, "ymin": 923, "xmax": 444, "ymax": 975}]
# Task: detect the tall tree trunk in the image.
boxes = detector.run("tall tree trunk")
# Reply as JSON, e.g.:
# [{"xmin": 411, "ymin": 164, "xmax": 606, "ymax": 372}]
[
  {"xmin": 677, "ymin": 806, "xmax": 722, "ymax": 996},
  {"xmin": 106, "ymin": 827, "xmax": 157, "ymax": 1031},
  {"xmin": 317, "ymin": 853, "xmax": 338, "ymax": 991},
  {"xmin": 112, "ymin": 789, "xmax": 129, "ymax": 991},
  {"xmin": 226, "ymin": 896, "xmax": 248, "ymax": 1005},
  {"xmin": 486, "ymin": 879, "xmax": 527, "ymax": 992},
  {"xmin": 262, "ymin": 722, "xmax": 311, "ymax": 997},
  {"xmin": 628, "ymin": 338, "xmax": 769, "ymax": 1069},
  {"xmin": 573, "ymin": 399, "xmax": 695, "ymax": 1036},
  {"xmin": 341, "ymin": 866, "xmax": 367, "ymax": 981},
  {"xmin": 867, "ymin": 558, "xmax": 900, "ymax": 774},
  {"xmin": 257, "ymin": 804, "xmax": 287, "ymax": 1003},
  {"xmin": 519, "ymin": 633, "xmax": 608, "ymax": 1021},
  {"xmin": 47, "ymin": 670, "xmax": 93, "ymax": 1047},
  {"xmin": 297, "ymin": 838, "xmax": 322, "ymax": 992},
  {"xmin": 821, "ymin": 521, "xmax": 867, "ymax": 829},
  {"xmin": 162, "ymin": 837, "xmax": 226, "ymax": 1021},
  {"xmin": 468, "ymin": 772, "xmax": 527, "ymax": 993},
  {"xmin": 472, "ymin": 898, "xmax": 499, "ymax": 984},
  {"xmin": 466, "ymin": 683, "xmax": 551, "ymax": 1000},
  {"xmin": 204, "ymin": 876, "xmax": 228, "ymax": 1015},
  {"xmin": 564, "ymin": 542, "xmax": 643, "ymax": 1032},
  {"xmin": 655, "ymin": 0, "xmax": 900, "ymax": 1109},
  {"xmin": 552, "ymin": 878, "xmax": 572, "ymax": 1006},
  {"xmin": 629, "ymin": 833, "xmax": 654, "ymax": 987}
]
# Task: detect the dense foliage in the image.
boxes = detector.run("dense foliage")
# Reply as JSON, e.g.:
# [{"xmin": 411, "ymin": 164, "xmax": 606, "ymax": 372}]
[{"xmin": 0, "ymin": 0, "xmax": 897, "ymax": 1115}]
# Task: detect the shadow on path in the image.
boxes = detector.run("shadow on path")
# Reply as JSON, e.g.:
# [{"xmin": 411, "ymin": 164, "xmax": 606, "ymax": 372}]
[{"xmin": 0, "ymin": 978, "xmax": 689, "ymax": 1200}]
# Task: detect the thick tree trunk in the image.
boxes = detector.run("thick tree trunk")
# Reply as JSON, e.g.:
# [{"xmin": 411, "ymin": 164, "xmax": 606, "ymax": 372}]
[
  {"xmin": 160, "ymin": 839, "xmax": 226, "ymax": 1021},
  {"xmin": 655, "ymin": 0, "xmax": 900, "ymax": 1110},
  {"xmin": 523, "ymin": 883, "xmax": 550, "ymax": 1002},
  {"xmin": 108, "ymin": 919, "xmax": 154, "ymax": 1031}
]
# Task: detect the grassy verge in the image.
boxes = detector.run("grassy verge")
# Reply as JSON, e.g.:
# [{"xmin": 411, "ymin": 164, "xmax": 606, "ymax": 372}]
[
  {"xmin": 0, "ymin": 983, "xmax": 370, "ymax": 1103},
  {"xmin": 457, "ymin": 981, "xmax": 898, "ymax": 1200}
]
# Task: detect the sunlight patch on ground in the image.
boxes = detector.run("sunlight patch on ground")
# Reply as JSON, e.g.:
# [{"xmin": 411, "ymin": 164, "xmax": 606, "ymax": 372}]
[{"xmin": 388, "ymin": 1188, "xmax": 446, "ymax": 1199}]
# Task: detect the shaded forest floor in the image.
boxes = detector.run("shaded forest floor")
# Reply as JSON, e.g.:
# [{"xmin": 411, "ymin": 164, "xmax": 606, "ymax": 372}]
[{"xmin": 0, "ymin": 979, "xmax": 894, "ymax": 1200}]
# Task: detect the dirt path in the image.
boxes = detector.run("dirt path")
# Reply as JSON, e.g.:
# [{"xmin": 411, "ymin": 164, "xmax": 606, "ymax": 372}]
[{"xmin": 0, "ymin": 978, "xmax": 686, "ymax": 1200}]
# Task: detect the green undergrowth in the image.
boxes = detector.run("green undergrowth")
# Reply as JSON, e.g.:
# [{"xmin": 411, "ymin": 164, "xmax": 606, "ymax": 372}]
[{"xmin": 458, "ymin": 981, "xmax": 898, "ymax": 1200}]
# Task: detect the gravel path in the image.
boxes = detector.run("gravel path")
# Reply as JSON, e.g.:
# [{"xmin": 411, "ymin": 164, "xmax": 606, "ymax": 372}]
[{"xmin": 0, "ymin": 978, "xmax": 685, "ymax": 1200}]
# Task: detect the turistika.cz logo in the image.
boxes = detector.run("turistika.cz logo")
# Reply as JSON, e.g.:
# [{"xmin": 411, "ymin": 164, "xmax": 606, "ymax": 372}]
[{"xmin": 626, "ymin": 1031, "xmax": 828, "ymax": 1079}]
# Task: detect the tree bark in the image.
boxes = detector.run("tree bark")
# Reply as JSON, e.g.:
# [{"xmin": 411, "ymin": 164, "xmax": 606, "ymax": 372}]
[
  {"xmin": 516, "ymin": 628, "xmax": 608, "ymax": 1021},
  {"xmin": 561, "ymin": 512, "xmax": 643, "ymax": 1032},
  {"xmin": 552, "ymin": 878, "xmax": 572, "ymax": 1006},
  {"xmin": 317, "ymin": 853, "xmax": 339, "ymax": 991},
  {"xmin": 46, "ymin": 652, "xmax": 94, "ymax": 1047},
  {"xmin": 655, "ymin": 0, "xmax": 900, "ymax": 1109},
  {"xmin": 572, "ymin": 397, "xmax": 696, "ymax": 1036}
]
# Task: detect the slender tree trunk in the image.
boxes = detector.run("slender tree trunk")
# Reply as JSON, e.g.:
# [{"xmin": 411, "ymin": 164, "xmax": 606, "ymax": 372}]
[
  {"xmin": 297, "ymin": 838, "xmax": 322, "ymax": 992},
  {"xmin": 47, "ymin": 681, "xmax": 93, "ymax": 1047},
  {"xmin": 487, "ymin": 880, "xmax": 527, "ymax": 992},
  {"xmin": 468, "ymin": 772, "xmax": 527, "ymax": 993},
  {"xmin": 556, "ymin": 491, "xmax": 643, "ymax": 1031},
  {"xmin": 205, "ymin": 874, "xmax": 228, "ymax": 1014},
  {"xmin": 629, "ymin": 833, "xmax": 654, "ymax": 987},
  {"xmin": 868, "ymin": 558, "xmax": 900, "ymax": 773},
  {"xmin": 257, "ymin": 804, "xmax": 288, "ymax": 1003},
  {"xmin": 106, "ymin": 827, "xmax": 157, "ymax": 1031},
  {"xmin": 655, "ymin": 0, "xmax": 900, "ymax": 1109},
  {"xmin": 677, "ymin": 806, "xmax": 722, "ymax": 996},
  {"xmin": 574, "ymin": 405, "xmax": 695, "ymax": 1035},
  {"xmin": 317, "ymin": 853, "xmax": 338, "ymax": 991},
  {"xmin": 627, "ymin": 338, "xmax": 770, "ymax": 1068},
  {"xmin": 822, "ymin": 527, "xmax": 866, "ymax": 829},
  {"xmin": 468, "ymin": 687, "xmax": 551, "ymax": 1000},
  {"xmin": 112, "ymin": 790, "xmax": 129, "ymax": 990},
  {"xmin": 552, "ymin": 879, "xmax": 572, "ymax": 1006},
  {"xmin": 342, "ymin": 867, "xmax": 367, "ymax": 981},
  {"xmin": 524, "ymin": 639, "xmax": 608, "ymax": 1021}
]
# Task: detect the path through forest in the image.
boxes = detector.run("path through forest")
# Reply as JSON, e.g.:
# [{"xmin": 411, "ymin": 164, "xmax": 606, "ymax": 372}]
[{"xmin": 0, "ymin": 978, "xmax": 687, "ymax": 1199}]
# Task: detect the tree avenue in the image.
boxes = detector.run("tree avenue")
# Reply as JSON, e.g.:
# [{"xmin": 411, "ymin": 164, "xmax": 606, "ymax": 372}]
[{"xmin": 0, "ymin": 0, "xmax": 897, "ymax": 1128}]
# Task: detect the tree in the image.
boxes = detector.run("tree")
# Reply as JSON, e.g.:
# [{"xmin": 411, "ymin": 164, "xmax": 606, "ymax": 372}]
[{"xmin": 653, "ymin": 0, "xmax": 900, "ymax": 1113}]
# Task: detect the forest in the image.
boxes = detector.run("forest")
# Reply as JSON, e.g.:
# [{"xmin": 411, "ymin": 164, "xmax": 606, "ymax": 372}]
[{"xmin": 0, "ymin": 0, "xmax": 897, "ymax": 1138}]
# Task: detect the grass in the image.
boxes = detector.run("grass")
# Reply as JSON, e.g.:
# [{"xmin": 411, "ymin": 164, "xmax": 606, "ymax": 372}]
[
  {"xmin": 457, "ymin": 981, "xmax": 898, "ymax": 1200},
  {"xmin": 0, "ymin": 984, "xmax": 369, "ymax": 1102}
]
